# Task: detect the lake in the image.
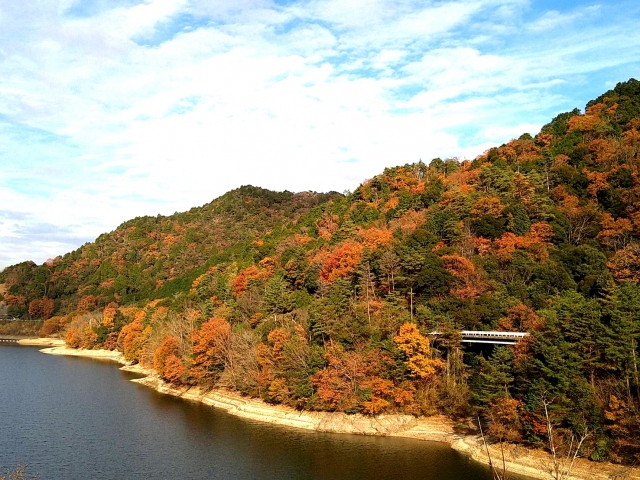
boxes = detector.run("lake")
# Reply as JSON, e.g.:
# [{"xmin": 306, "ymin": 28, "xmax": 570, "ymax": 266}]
[{"xmin": 0, "ymin": 345, "xmax": 494, "ymax": 479}]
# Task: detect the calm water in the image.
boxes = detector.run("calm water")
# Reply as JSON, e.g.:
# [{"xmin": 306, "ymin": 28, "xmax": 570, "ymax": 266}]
[{"xmin": 0, "ymin": 346, "xmax": 494, "ymax": 480}]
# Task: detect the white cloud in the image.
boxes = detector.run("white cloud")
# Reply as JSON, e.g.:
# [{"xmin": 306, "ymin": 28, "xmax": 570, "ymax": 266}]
[
  {"xmin": 527, "ymin": 10, "xmax": 580, "ymax": 32},
  {"xmin": 0, "ymin": 0, "xmax": 639, "ymax": 269}
]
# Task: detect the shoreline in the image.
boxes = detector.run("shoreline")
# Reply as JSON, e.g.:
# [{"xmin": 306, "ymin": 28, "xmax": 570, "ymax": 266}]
[
  {"xmin": 39, "ymin": 345, "xmax": 640, "ymax": 480},
  {"xmin": 18, "ymin": 338, "xmax": 66, "ymax": 347},
  {"xmin": 0, "ymin": 337, "xmax": 67, "ymax": 347},
  {"xmin": 40, "ymin": 345, "xmax": 124, "ymax": 359}
]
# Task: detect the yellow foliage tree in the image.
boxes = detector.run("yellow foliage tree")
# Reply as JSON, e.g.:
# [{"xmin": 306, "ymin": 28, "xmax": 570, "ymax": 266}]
[{"xmin": 393, "ymin": 323, "xmax": 444, "ymax": 379}]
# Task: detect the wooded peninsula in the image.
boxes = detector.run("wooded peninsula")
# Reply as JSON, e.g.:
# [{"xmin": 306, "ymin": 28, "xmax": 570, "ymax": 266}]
[{"xmin": 3, "ymin": 79, "xmax": 640, "ymax": 470}]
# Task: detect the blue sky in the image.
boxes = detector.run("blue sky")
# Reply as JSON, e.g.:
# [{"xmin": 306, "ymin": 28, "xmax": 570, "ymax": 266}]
[{"xmin": 1, "ymin": 0, "xmax": 639, "ymax": 269}]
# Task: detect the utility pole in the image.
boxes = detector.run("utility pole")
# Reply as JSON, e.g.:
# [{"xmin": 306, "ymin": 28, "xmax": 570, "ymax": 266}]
[{"xmin": 409, "ymin": 287, "xmax": 414, "ymax": 322}]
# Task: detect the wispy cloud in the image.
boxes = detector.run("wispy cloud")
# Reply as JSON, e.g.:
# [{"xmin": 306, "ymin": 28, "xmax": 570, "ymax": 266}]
[{"xmin": 0, "ymin": 0, "xmax": 639, "ymax": 268}]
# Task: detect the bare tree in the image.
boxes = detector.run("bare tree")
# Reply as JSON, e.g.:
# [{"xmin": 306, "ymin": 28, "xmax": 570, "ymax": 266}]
[
  {"xmin": 380, "ymin": 249, "xmax": 400, "ymax": 293},
  {"xmin": 219, "ymin": 328, "xmax": 260, "ymax": 393},
  {"xmin": 478, "ymin": 416, "xmax": 508, "ymax": 480},
  {"xmin": 143, "ymin": 309, "xmax": 198, "ymax": 366},
  {"xmin": 539, "ymin": 394, "xmax": 591, "ymax": 480}
]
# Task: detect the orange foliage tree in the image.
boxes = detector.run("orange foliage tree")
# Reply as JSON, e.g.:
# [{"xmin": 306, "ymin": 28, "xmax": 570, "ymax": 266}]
[
  {"xmin": 319, "ymin": 241, "xmax": 364, "ymax": 282},
  {"xmin": 553, "ymin": 185, "xmax": 600, "ymax": 245},
  {"xmin": 101, "ymin": 302, "xmax": 118, "ymax": 330},
  {"xmin": 66, "ymin": 327, "xmax": 81, "ymax": 348},
  {"xmin": 312, "ymin": 345, "xmax": 384, "ymax": 413},
  {"xmin": 486, "ymin": 396, "xmax": 524, "ymax": 446},
  {"xmin": 473, "ymin": 236, "xmax": 492, "ymax": 257},
  {"xmin": 28, "ymin": 297, "xmax": 55, "ymax": 319},
  {"xmin": 257, "ymin": 328, "xmax": 292, "ymax": 401},
  {"xmin": 190, "ymin": 317, "xmax": 232, "ymax": 387},
  {"xmin": 28, "ymin": 299, "xmax": 43, "ymax": 319},
  {"xmin": 497, "ymin": 304, "xmax": 542, "ymax": 332},
  {"xmin": 233, "ymin": 265, "xmax": 263, "ymax": 297},
  {"xmin": 81, "ymin": 326, "xmax": 98, "ymax": 349},
  {"xmin": 388, "ymin": 210, "xmax": 426, "ymax": 234},
  {"xmin": 523, "ymin": 222, "xmax": 554, "ymax": 261},
  {"xmin": 584, "ymin": 168, "xmax": 610, "ymax": 198},
  {"xmin": 153, "ymin": 335, "xmax": 186, "ymax": 383},
  {"xmin": 494, "ymin": 222, "xmax": 554, "ymax": 262},
  {"xmin": 596, "ymin": 213, "xmax": 633, "ymax": 251},
  {"xmin": 567, "ymin": 102, "xmax": 610, "ymax": 139},
  {"xmin": 608, "ymin": 243, "xmax": 640, "ymax": 282},
  {"xmin": 40, "ymin": 315, "xmax": 67, "ymax": 337},
  {"xmin": 494, "ymin": 233, "xmax": 521, "ymax": 262},
  {"xmin": 316, "ymin": 212, "xmax": 339, "ymax": 240},
  {"xmin": 43, "ymin": 297, "xmax": 55, "ymax": 319},
  {"xmin": 118, "ymin": 314, "xmax": 152, "ymax": 363},
  {"xmin": 163, "ymin": 354, "xmax": 188, "ymax": 385},
  {"xmin": 441, "ymin": 254, "xmax": 489, "ymax": 299},
  {"xmin": 357, "ymin": 227, "xmax": 394, "ymax": 249},
  {"xmin": 76, "ymin": 295, "xmax": 97, "ymax": 314},
  {"xmin": 471, "ymin": 196, "xmax": 504, "ymax": 217},
  {"xmin": 588, "ymin": 138, "xmax": 619, "ymax": 166}
]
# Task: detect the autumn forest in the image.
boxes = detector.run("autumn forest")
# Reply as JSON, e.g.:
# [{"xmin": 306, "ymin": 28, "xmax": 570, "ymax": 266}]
[{"xmin": 3, "ymin": 79, "xmax": 640, "ymax": 465}]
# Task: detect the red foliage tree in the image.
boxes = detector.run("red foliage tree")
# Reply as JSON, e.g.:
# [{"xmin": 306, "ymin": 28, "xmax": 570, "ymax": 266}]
[
  {"xmin": 153, "ymin": 335, "xmax": 181, "ymax": 379},
  {"xmin": 190, "ymin": 317, "xmax": 232, "ymax": 387},
  {"xmin": 28, "ymin": 299, "xmax": 43, "ymax": 319},
  {"xmin": 163, "ymin": 354, "xmax": 187, "ymax": 384},
  {"xmin": 320, "ymin": 241, "xmax": 364, "ymax": 282},
  {"xmin": 24, "ymin": 296, "xmax": 52, "ymax": 319},
  {"xmin": 233, "ymin": 266, "xmax": 263, "ymax": 297}
]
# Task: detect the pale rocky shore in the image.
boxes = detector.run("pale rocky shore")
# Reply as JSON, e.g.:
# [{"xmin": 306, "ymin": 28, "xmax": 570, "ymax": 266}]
[
  {"xmin": 39, "ymin": 345, "xmax": 640, "ymax": 480},
  {"xmin": 40, "ymin": 345, "xmax": 122, "ymax": 358},
  {"xmin": 13, "ymin": 338, "xmax": 65, "ymax": 347}
]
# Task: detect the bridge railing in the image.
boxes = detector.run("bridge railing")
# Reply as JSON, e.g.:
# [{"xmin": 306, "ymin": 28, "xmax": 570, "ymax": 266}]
[{"xmin": 460, "ymin": 331, "xmax": 529, "ymax": 339}]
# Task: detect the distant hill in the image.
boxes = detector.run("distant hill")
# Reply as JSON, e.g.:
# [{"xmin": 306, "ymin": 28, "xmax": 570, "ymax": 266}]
[{"xmin": 0, "ymin": 186, "xmax": 340, "ymax": 316}]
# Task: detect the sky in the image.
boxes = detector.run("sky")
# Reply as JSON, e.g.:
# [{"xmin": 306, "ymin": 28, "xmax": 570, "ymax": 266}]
[{"xmin": 1, "ymin": 0, "xmax": 639, "ymax": 270}]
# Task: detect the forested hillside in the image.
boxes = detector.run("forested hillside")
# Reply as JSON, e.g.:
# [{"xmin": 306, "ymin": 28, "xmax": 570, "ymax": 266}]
[
  {"xmin": 2, "ymin": 79, "xmax": 640, "ymax": 464},
  {"xmin": 0, "ymin": 186, "xmax": 339, "ymax": 315}
]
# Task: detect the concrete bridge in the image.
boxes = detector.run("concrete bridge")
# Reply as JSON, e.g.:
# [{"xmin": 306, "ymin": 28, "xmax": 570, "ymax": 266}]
[
  {"xmin": 430, "ymin": 331, "xmax": 529, "ymax": 345},
  {"xmin": 460, "ymin": 331, "xmax": 529, "ymax": 345},
  {"xmin": 0, "ymin": 337, "xmax": 20, "ymax": 344}
]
